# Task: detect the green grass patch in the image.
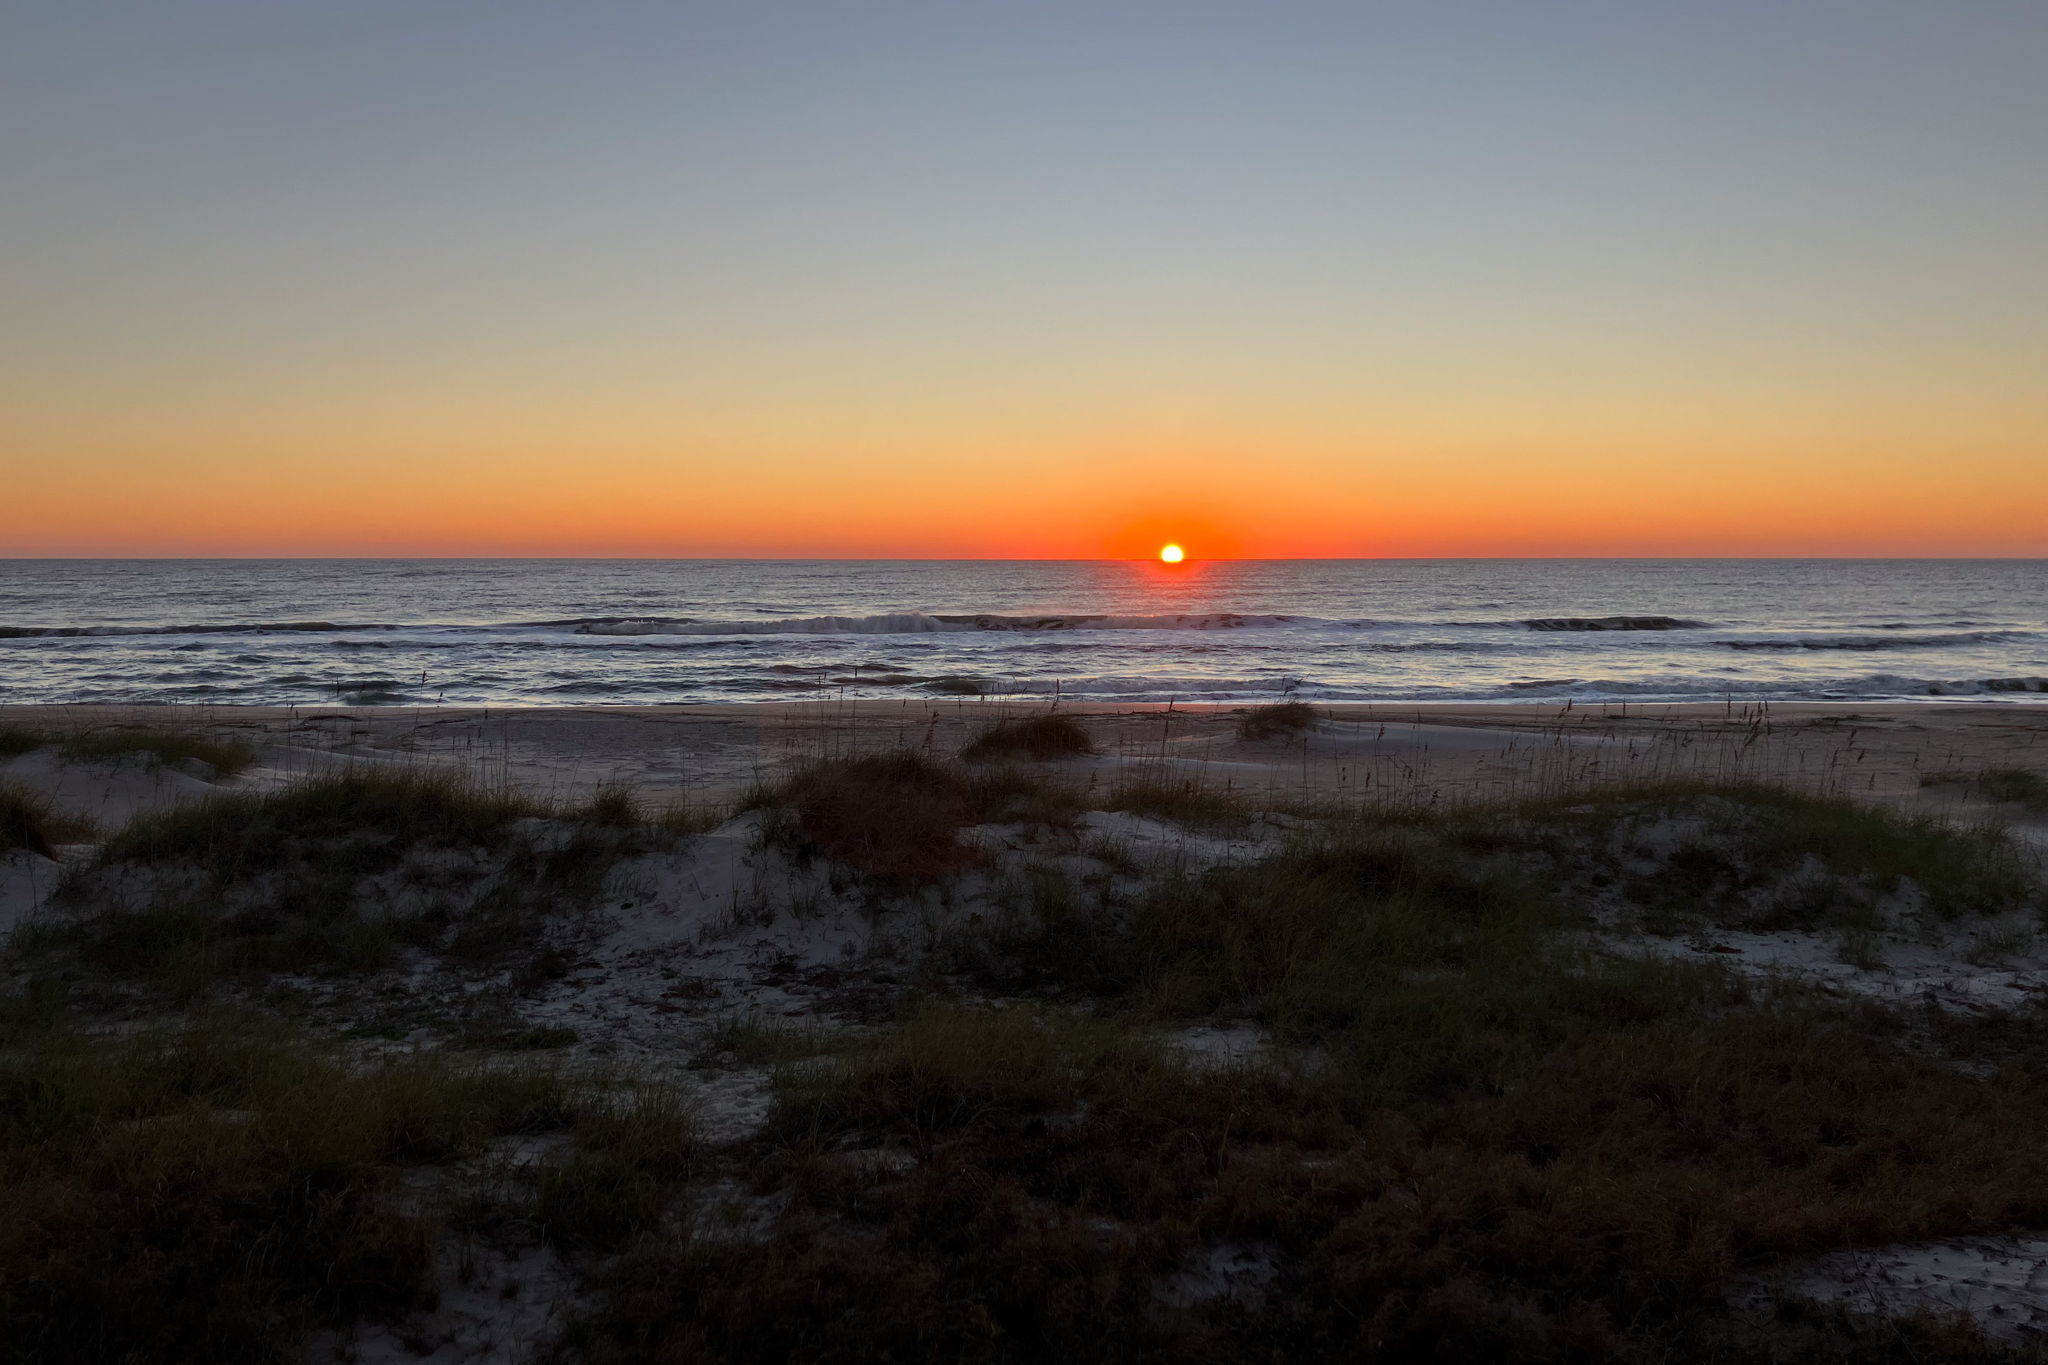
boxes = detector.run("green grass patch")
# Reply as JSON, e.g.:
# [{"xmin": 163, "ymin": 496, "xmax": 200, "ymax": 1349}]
[
  {"xmin": 99, "ymin": 768, "xmax": 541, "ymax": 881},
  {"xmin": 534, "ymin": 1083, "xmax": 697, "ymax": 1252},
  {"xmin": 1498, "ymin": 780, "xmax": 2042, "ymax": 930},
  {"xmin": 33, "ymin": 771, "xmax": 639, "ymax": 986},
  {"xmin": 0, "ymin": 1022, "xmax": 572, "ymax": 1363}
]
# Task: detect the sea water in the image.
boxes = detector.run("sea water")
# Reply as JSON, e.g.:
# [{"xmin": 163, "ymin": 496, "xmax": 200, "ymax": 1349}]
[{"xmin": 1, "ymin": 559, "xmax": 2043, "ymax": 707}]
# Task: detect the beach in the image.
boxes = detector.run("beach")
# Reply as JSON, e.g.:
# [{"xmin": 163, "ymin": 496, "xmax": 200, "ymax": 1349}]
[
  {"xmin": 8, "ymin": 697, "xmax": 2048, "ymax": 1358},
  {"xmin": 7, "ymin": 697, "xmax": 2048, "ymax": 818}
]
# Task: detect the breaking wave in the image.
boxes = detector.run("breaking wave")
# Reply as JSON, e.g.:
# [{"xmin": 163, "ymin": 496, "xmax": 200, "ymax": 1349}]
[
  {"xmin": 1715, "ymin": 631, "xmax": 2026, "ymax": 652},
  {"xmin": 573, "ymin": 612, "xmax": 1311, "ymax": 635},
  {"xmin": 1518, "ymin": 615, "xmax": 1706, "ymax": 632}
]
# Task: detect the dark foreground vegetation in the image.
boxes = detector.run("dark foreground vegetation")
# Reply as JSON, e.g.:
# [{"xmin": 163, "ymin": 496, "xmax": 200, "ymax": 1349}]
[
  {"xmin": 0, "ymin": 721, "xmax": 258, "ymax": 776},
  {"xmin": 4, "ymin": 759, "xmax": 2048, "ymax": 1362}
]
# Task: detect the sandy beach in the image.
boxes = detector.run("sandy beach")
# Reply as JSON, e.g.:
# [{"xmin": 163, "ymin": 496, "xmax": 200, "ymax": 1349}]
[
  {"xmin": 9, "ymin": 698, "xmax": 2048, "ymax": 1357},
  {"xmin": 9, "ymin": 698, "xmax": 2048, "ymax": 815}
]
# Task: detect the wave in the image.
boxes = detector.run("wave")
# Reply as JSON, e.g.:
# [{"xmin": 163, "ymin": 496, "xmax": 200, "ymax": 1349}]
[
  {"xmin": 0, "ymin": 610, "xmax": 1721, "ymax": 641},
  {"xmin": 1715, "ymin": 631, "xmax": 2026, "ymax": 652},
  {"xmin": 0, "ymin": 620, "xmax": 364, "ymax": 638},
  {"xmin": 1519, "ymin": 615, "xmax": 1706, "ymax": 632},
  {"xmin": 575, "ymin": 611, "xmax": 1310, "ymax": 636},
  {"xmin": 1466, "ymin": 673, "xmax": 2048, "ymax": 701}
]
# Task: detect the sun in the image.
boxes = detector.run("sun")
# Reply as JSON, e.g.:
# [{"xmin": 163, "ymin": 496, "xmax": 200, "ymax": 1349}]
[{"xmin": 1158, "ymin": 543, "xmax": 1185, "ymax": 564}]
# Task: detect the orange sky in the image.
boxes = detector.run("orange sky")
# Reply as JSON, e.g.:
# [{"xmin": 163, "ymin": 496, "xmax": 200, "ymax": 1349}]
[{"xmin": 5, "ymin": 4, "xmax": 2046, "ymax": 558}]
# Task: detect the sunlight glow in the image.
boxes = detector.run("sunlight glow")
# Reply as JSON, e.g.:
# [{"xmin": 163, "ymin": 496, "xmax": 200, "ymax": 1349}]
[{"xmin": 1159, "ymin": 543, "xmax": 1185, "ymax": 564}]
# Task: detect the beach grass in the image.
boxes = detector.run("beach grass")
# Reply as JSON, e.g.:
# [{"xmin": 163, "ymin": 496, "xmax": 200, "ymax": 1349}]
[
  {"xmin": 12, "ymin": 699, "xmax": 2048, "ymax": 1361},
  {"xmin": 567, "ymin": 783, "xmax": 2048, "ymax": 1362},
  {"xmin": 1235, "ymin": 699, "xmax": 1320, "ymax": 740},
  {"xmin": 960, "ymin": 712, "xmax": 1096, "ymax": 761},
  {"xmin": 0, "ymin": 1020, "xmax": 575, "ymax": 1364},
  {"xmin": 0, "ymin": 721, "xmax": 257, "ymax": 776},
  {"xmin": 1, "ymin": 782, "xmax": 61, "ymax": 858}
]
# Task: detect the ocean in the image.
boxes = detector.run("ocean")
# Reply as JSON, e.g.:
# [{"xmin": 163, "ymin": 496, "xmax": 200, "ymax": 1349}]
[{"xmin": 1, "ymin": 559, "xmax": 2043, "ymax": 707}]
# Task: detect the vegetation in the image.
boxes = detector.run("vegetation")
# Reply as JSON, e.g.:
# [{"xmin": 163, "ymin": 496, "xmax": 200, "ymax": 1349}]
[
  {"xmin": 1498, "ymin": 780, "xmax": 2043, "ymax": 930},
  {"xmin": 97, "ymin": 768, "xmax": 541, "ymax": 880},
  {"xmin": 1978, "ymin": 767, "xmax": 2048, "ymax": 812},
  {"xmin": 0, "ymin": 722, "xmax": 257, "ymax": 776},
  {"xmin": 11, "ymin": 739, "xmax": 2048, "ymax": 1361},
  {"xmin": 1236, "ymin": 699, "xmax": 1319, "ymax": 741},
  {"xmin": 769, "ymin": 750, "xmax": 981, "ymax": 883},
  {"xmin": 25, "ymin": 770, "xmax": 654, "ymax": 985},
  {"xmin": 961, "ymin": 712, "xmax": 1096, "ymax": 762},
  {"xmin": 64, "ymin": 726, "xmax": 259, "ymax": 776},
  {"xmin": 572, "ymin": 789, "xmax": 2048, "ymax": 1363},
  {"xmin": 0, "ymin": 1022, "xmax": 573, "ymax": 1364},
  {"xmin": 1104, "ymin": 769, "xmax": 1251, "ymax": 828},
  {"xmin": 2, "ymin": 782, "xmax": 60, "ymax": 858},
  {"xmin": 0, "ymin": 726, "xmax": 49, "ymax": 760}
]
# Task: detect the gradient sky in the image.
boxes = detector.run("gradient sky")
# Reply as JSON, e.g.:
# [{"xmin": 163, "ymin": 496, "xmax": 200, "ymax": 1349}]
[{"xmin": 4, "ymin": 1, "xmax": 2045, "ymax": 558}]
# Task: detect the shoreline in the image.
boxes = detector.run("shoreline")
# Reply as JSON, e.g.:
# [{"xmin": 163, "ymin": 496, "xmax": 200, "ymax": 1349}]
[{"xmin": 8, "ymin": 698, "xmax": 2048, "ymax": 819}]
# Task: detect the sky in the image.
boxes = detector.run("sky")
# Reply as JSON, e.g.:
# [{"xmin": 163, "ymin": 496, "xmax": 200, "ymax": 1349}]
[{"xmin": 3, "ymin": 1, "xmax": 2045, "ymax": 558}]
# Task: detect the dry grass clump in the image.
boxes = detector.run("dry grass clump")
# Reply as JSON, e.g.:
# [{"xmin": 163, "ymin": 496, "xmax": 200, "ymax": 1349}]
[
  {"xmin": 0, "ymin": 725, "xmax": 53, "ymax": 760},
  {"xmin": 960, "ymin": 712, "xmax": 1096, "ymax": 762},
  {"xmin": 0, "ymin": 1022, "xmax": 571, "ymax": 1364},
  {"xmin": 62, "ymin": 725, "xmax": 259, "ymax": 777},
  {"xmin": 1104, "ymin": 770, "xmax": 1249, "ymax": 828},
  {"xmin": 99, "ymin": 768, "xmax": 541, "ymax": 882},
  {"xmin": 770, "ymin": 751, "xmax": 981, "ymax": 883},
  {"xmin": 0, "ymin": 721, "xmax": 257, "ymax": 776},
  {"xmin": 1235, "ymin": 700, "xmax": 1319, "ymax": 741},
  {"xmin": 1, "ymin": 781, "xmax": 60, "ymax": 858},
  {"xmin": 1977, "ymin": 767, "xmax": 2048, "ymax": 812}
]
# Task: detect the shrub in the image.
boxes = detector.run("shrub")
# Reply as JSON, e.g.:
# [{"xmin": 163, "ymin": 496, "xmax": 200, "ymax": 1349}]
[
  {"xmin": 1, "ymin": 782, "xmax": 58, "ymax": 858},
  {"xmin": 1236, "ymin": 700, "xmax": 1319, "ymax": 741},
  {"xmin": 961, "ymin": 713, "xmax": 1096, "ymax": 762},
  {"xmin": 775, "ymin": 751, "xmax": 979, "ymax": 883}
]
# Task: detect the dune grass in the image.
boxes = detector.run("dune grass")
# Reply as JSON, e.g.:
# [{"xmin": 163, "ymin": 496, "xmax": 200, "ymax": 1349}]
[
  {"xmin": 0, "ymin": 1021, "xmax": 574, "ymax": 1364},
  {"xmin": 15, "ymin": 748, "xmax": 2048, "ymax": 1359},
  {"xmin": 63, "ymin": 726, "xmax": 259, "ymax": 776},
  {"xmin": 1495, "ymin": 779, "xmax": 2043, "ymax": 929},
  {"xmin": 98, "ymin": 767, "xmax": 542, "ymax": 880},
  {"xmin": 1103, "ymin": 769, "xmax": 1252, "ymax": 828},
  {"xmin": 1235, "ymin": 699, "xmax": 1320, "ymax": 741},
  {"xmin": 574, "ymin": 787, "xmax": 2048, "ymax": 1362},
  {"xmin": 767, "ymin": 750, "xmax": 982, "ymax": 883},
  {"xmin": 1978, "ymin": 767, "xmax": 2048, "ymax": 812},
  {"xmin": 0, "ymin": 725, "xmax": 51, "ymax": 760},
  {"xmin": 0, "ymin": 722, "xmax": 257, "ymax": 776},
  {"xmin": 28, "ymin": 770, "xmax": 656, "ymax": 986},
  {"xmin": 1, "ymin": 781, "xmax": 61, "ymax": 858},
  {"xmin": 960, "ymin": 712, "xmax": 1096, "ymax": 762}
]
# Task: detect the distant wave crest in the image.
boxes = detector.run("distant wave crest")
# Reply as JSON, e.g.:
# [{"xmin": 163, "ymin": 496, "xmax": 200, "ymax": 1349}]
[
  {"xmin": 0, "ymin": 620, "xmax": 358, "ymax": 639},
  {"xmin": 1716, "ymin": 631, "xmax": 2026, "ymax": 652},
  {"xmin": 1519, "ymin": 615, "xmax": 1706, "ymax": 632},
  {"xmin": 576, "ymin": 611, "xmax": 1308, "ymax": 636}
]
